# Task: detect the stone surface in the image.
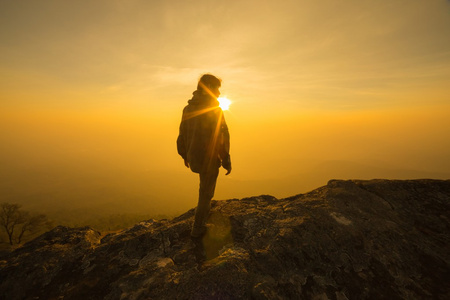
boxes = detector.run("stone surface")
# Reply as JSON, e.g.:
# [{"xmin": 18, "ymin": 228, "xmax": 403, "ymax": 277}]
[{"xmin": 1, "ymin": 179, "xmax": 449, "ymax": 299}]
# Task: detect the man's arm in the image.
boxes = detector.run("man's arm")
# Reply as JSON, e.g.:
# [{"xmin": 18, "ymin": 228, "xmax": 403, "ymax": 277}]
[
  {"xmin": 177, "ymin": 110, "xmax": 188, "ymax": 168},
  {"xmin": 176, "ymin": 134, "xmax": 186, "ymax": 159},
  {"xmin": 219, "ymin": 113, "xmax": 232, "ymax": 175}
]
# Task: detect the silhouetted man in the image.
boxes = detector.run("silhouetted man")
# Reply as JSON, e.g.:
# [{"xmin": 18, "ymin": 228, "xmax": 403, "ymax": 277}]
[{"xmin": 177, "ymin": 74, "xmax": 231, "ymax": 238}]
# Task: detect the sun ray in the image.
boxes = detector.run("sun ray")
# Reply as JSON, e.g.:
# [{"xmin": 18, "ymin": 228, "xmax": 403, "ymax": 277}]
[
  {"xmin": 206, "ymin": 108, "xmax": 224, "ymax": 170},
  {"xmin": 182, "ymin": 106, "xmax": 218, "ymax": 121},
  {"xmin": 198, "ymin": 81, "xmax": 218, "ymax": 99}
]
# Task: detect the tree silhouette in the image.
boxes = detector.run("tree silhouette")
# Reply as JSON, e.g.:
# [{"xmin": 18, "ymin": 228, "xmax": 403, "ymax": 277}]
[
  {"xmin": 0, "ymin": 203, "xmax": 50, "ymax": 245},
  {"xmin": 16, "ymin": 212, "xmax": 49, "ymax": 244}
]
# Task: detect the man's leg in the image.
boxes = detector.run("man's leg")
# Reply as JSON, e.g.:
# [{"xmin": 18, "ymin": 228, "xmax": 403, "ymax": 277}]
[{"xmin": 191, "ymin": 167, "xmax": 219, "ymax": 237}]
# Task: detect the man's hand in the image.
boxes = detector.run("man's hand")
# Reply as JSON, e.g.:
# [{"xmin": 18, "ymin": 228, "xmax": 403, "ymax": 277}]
[
  {"xmin": 221, "ymin": 155, "xmax": 232, "ymax": 175},
  {"xmin": 225, "ymin": 166, "xmax": 232, "ymax": 175},
  {"xmin": 184, "ymin": 159, "xmax": 190, "ymax": 168}
]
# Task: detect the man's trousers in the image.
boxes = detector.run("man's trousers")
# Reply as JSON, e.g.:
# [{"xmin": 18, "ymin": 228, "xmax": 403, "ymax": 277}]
[{"xmin": 191, "ymin": 167, "xmax": 219, "ymax": 237}]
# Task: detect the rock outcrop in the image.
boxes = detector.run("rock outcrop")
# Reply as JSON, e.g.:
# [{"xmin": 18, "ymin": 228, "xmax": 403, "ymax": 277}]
[{"xmin": 1, "ymin": 179, "xmax": 449, "ymax": 299}]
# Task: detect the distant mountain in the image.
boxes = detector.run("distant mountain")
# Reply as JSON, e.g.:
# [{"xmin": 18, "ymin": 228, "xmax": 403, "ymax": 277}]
[
  {"xmin": 1, "ymin": 179, "xmax": 449, "ymax": 299},
  {"xmin": 2, "ymin": 159, "xmax": 448, "ymax": 222},
  {"xmin": 221, "ymin": 160, "xmax": 450, "ymax": 199}
]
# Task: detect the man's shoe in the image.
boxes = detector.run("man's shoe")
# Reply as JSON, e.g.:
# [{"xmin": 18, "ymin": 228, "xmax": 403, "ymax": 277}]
[{"xmin": 190, "ymin": 225, "xmax": 207, "ymax": 239}]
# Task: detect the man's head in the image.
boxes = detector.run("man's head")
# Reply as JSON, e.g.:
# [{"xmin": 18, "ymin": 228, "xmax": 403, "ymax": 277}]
[{"xmin": 197, "ymin": 74, "xmax": 221, "ymax": 98}]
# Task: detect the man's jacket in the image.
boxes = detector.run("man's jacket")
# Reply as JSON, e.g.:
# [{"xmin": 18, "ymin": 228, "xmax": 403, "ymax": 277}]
[{"xmin": 177, "ymin": 90, "xmax": 231, "ymax": 173}]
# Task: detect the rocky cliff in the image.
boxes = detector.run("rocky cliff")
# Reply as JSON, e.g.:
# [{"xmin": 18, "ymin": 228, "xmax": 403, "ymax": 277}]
[{"xmin": 1, "ymin": 179, "xmax": 449, "ymax": 300}]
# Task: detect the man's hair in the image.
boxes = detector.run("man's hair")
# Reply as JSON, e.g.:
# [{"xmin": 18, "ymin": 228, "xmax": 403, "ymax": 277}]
[{"xmin": 197, "ymin": 74, "xmax": 222, "ymax": 91}]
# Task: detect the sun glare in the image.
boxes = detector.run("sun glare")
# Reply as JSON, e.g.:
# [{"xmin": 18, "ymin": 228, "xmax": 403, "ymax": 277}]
[{"xmin": 218, "ymin": 97, "xmax": 231, "ymax": 111}]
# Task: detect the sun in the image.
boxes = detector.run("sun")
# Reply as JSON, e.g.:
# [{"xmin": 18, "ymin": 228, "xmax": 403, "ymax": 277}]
[{"xmin": 218, "ymin": 96, "xmax": 231, "ymax": 111}]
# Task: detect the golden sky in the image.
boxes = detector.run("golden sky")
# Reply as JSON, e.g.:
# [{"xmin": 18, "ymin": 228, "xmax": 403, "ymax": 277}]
[{"xmin": 1, "ymin": 0, "xmax": 449, "ymax": 214}]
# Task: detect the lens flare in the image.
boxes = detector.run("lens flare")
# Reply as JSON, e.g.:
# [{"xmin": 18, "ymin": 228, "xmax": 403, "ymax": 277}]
[{"xmin": 218, "ymin": 97, "xmax": 231, "ymax": 111}]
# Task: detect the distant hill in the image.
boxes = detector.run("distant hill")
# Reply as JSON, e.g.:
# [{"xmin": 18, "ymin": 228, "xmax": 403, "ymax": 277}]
[
  {"xmin": 1, "ymin": 179, "xmax": 449, "ymax": 299},
  {"xmin": 2, "ymin": 159, "xmax": 449, "ymax": 223},
  {"xmin": 221, "ymin": 159, "xmax": 450, "ymax": 199}
]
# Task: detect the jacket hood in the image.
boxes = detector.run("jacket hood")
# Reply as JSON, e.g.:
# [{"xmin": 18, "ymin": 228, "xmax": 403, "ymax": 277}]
[{"xmin": 188, "ymin": 90, "xmax": 219, "ymax": 107}]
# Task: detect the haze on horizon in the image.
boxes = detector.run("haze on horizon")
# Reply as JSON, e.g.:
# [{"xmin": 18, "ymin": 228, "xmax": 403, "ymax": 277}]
[{"xmin": 1, "ymin": 0, "xmax": 449, "ymax": 219}]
